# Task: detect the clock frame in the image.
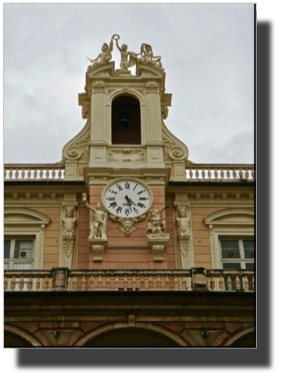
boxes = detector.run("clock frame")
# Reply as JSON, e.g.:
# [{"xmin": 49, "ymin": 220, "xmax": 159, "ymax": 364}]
[{"xmin": 101, "ymin": 178, "xmax": 153, "ymax": 219}]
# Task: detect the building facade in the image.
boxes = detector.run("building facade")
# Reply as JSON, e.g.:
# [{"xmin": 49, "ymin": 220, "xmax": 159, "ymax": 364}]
[{"xmin": 4, "ymin": 36, "xmax": 255, "ymax": 347}]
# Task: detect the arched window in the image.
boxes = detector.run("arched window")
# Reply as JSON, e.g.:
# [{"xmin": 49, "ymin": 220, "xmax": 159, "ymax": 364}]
[{"xmin": 111, "ymin": 95, "xmax": 141, "ymax": 145}]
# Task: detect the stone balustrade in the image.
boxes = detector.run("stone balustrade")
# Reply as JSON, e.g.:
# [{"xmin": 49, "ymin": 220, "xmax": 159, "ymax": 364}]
[
  {"xmin": 4, "ymin": 268, "xmax": 254, "ymax": 292},
  {"xmin": 185, "ymin": 163, "xmax": 254, "ymax": 182},
  {"xmin": 4, "ymin": 164, "xmax": 65, "ymax": 181}
]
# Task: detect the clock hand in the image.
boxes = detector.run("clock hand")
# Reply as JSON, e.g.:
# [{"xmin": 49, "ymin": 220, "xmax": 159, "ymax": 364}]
[{"xmin": 125, "ymin": 195, "xmax": 132, "ymax": 211}]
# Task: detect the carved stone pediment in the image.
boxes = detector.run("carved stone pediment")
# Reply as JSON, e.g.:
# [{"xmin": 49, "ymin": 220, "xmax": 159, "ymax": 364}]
[
  {"xmin": 87, "ymin": 61, "xmax": 115, "ymax": 78},
  {"xmin": 62, "ymin": 118, "xmax": 91, "ymax": 162}
]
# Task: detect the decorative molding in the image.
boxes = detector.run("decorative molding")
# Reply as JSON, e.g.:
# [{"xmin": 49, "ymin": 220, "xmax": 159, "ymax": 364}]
[
  {"xmin": 152, "ymin": 245, "xmax": 165, "ymax": 261},
  {"xmin": 161, "ymin": 107, "xmax": 169, "ymax": 120},
  {"xmin": 175, "ymin": 205, "xmax": 190, "ymax": 259},
  {"xmin": 162, "ymin": 122, "xmax": 189, "ymax": 162},
  {"xmin": 90, "ymin": 81, "xmax": 106, "ymax": 94},
  {"xmin": 108, "ymin": 148, "xmax": 145, "ymax": 162},
  {"xmin": 145, "ymin": 81, "xmax": 160, "ymax": 93},
  {"xmin": 62, "ymin": 117, "xmax": 91, "ymax": 162},
  {"xmin": 82, "ymin": 107, "xmax": 90, "ymax": 119},
  {"xmin": 109, "ymin": 214, "xmax": 146, "ymax": 237},
  {"xmin": 92, "ymin": 245, "xmax": 104, "ymax": 261}
]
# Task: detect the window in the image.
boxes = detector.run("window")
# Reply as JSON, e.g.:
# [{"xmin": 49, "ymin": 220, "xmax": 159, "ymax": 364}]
[
  {"xmin": 111, "ymin": 95, "xmax": 141, "ymax": 145},
  {"xmin": 221, "ymin": 239, "xmax": 254, "ymax": 291},
  {"xmin": 4, "ymin": 238, "xmax": 35, "ymax": 291}
]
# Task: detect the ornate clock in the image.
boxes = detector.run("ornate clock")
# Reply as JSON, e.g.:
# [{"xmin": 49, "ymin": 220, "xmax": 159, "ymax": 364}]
[{"xmin": 102, "ymin": 178, "xmax": 153, "ymax": 218}]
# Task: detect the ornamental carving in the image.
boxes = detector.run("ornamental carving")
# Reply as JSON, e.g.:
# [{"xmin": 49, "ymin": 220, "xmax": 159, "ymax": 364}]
[
  {"xmin": 175, "ymin": 205, "xmax": 190, "ymax": 258},
  {"xmin": 145, "ymin": 81, "xmax": 160, "ymax": 93},
  {"xmin": 90, "ymin": 81, "xmax": 106, "ymax": 94},
  {"xmin": 87, "ymin": 34, "xmax": 118, "ymax": 69},
  {"xmin": 109, "ymin": 214, "xmax": 146, "ymax": 237},
  {"xmin": 161, "ymin": 107, "xmax": 169, "ymax": 120},
  {"xmin": 62, "ymin": 201, "xmax": 78, "ymax": 267},
  {"xmin": 66, "ymin": 134, "xmax": 90, "ymax": 161},
  {"xmin": 82, "ymin": 107, "xmax": 90, "ymax": 119},
  {"xmin": 108, "ymin": 149, "xmax": 145, "ymax": 162},
  {"xmin": 162, "ymin": 122, "xmax": 189, "ymax": 162},
  {"xmin": 147, "ymin": 209, "xmax": 167, "ymax": 235}
]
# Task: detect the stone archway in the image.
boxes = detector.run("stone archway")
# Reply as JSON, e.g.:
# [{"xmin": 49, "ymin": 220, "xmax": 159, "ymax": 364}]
[
  {"xmin": 75, "ymin": 323, "xmax": 188, "ymax": 347},
  {"xmin": 4, "ymin": 324, "xmax": 42, "ymax": 347}
]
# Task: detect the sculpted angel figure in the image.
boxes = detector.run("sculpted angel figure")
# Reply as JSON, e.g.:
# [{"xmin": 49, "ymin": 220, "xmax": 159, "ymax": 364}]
[
  {"xmin": 114, "ymin": 35, "xmax": 140, "ymax": 71},
  {"xmin": 139, "ymin": 43, "xmax": 163, "ymax": 69},
  {"xmin": 62, "ymin": 206, "xmax": 77, "ymax": 258},
  {"xmin": 87, "ymin": 34, "xmax": 119, "ymax": 67},
  {"xmin": 85, "ymin": 201, "xmax": 108, "ymax": 240},
  {"xmin": 147, "ymin": 209, "xmax": 167, "ymax": 235}
]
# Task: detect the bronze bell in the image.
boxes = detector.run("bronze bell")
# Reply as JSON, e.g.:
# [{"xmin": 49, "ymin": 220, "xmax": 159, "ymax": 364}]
[{"xmin": 118, "ymin": 110, "xmax": 131, "ymax": 128}]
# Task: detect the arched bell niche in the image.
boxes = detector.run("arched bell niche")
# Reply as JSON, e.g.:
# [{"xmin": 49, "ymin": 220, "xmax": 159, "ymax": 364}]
[{"xmin": 111, "ymin": 95, "xmax": 141, "ymax": 145}]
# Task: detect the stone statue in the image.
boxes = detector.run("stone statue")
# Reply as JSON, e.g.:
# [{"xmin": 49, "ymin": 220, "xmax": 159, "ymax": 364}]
[
  {"xmin": 114, "ymin": 35, "xmax": 140, "ymax": 72},
  {"xmin": 85, "ymin": 201, "xmax": 108, "ymax": 240},
  {"xmin": 139, "ymin": 43, "xmax": 163, "ymax": 69},
  {"xmin": 62, "ymin": 206, "xmax": 77, "ymax": 261},
  {"xmin": 147, "ymin": 209, "xmax": 167, "ymax": 235},
  {"xmin": 87, "ymin": 34, "xmax": 119, "ymax": 68},
  {"xmin": 176, "ymin": 206, "xmax": 190, "ymax": 257}
]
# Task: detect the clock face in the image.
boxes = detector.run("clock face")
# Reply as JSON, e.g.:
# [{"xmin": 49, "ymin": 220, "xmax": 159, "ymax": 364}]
[{"xmin": 102, "ymin": 179, "xmax": 153, "ymax": 218}]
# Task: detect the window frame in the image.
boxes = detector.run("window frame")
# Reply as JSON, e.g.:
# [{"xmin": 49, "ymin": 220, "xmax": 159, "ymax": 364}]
[{"xmin": 4, "ymin": 236, "xmax": 36, "ymax": 270}]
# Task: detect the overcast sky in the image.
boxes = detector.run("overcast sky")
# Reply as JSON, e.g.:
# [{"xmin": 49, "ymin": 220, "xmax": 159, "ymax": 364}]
[{"xmin": 4, "ymin": 3, "xmax": 254, "ymax": 164}]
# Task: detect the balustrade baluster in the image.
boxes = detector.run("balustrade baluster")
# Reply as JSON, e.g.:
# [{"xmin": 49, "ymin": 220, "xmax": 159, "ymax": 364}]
[
  {"xmin": 132, "ymin": 275, "xmax": 136, "ymax": 291},
  {"xmin": 81, "ymin": 275, "xmax": 86, "ymax": 291},
  {"xmin": 235, "ymin": 275, "xmax": 241, "ymax": 290},
  {"xmin": 208, "ymin": 168, "xmax": 212, "ymax": 180},
  {"xmin": 140, "ymin": 275, "xmax": 145, "ymax": 290},
  {"xmin": 27, "ymin": 168, "xmax": 31, "ymax": 179},
  {"xmin": 4, "ymin": 168, "xmax": 7, "ymax": 180},
  {"xmin": 36, "ymin": 276, "xmax": 40, "ymax": 291},
  {"xmin": 9, "ymin": 169, "xmax": 13, "ymax": 179},
  {"xmin": 245, "ymin": 275, "xmax": 250, "ymax": 292},
  {"xmin": 11, "ymin": 276, "xmax": 16, "ymax": 291},
  {"xmin": 15, "ymin": 169, "xmax": 19, "ymax": 180},
  {"xmin": 72, "ymin": 275, "xmax": 77, "ymax": 291},
  {"xmin": 174, "ymin": 275, "xmax": 178, "ymax": 291},
  {"xmin": 39, "ymin": 169, "xmax": 43, "ymax": 180},
  {"xmin": 219, "ymin": 277, "xmax": 224, "ymax": 291},
  {"xmin": 166, "ymin": 275, "xmax": 169, "ymax": 290},
  {"xmin": 189, "ymin": 169, "xmax": 193, "ymax": 180},
  {"xmin": 98, "ymin": 275, "xmax": 102, "ymax": 291},
  {"xmin": 221, "ymin": 169, "xmax": 224, "ymax": 180},
  {"xmin": 4, "ymin": 276, "xmax": 7, "ymax": 291},
  {"xmin": 157, "ymin": 275, "xmax": 161, "ymax": 290},
  {"xmin": 123, "ymin": 274, "xmax": 128, "ymax": 291},
  {"xmin": 182, "ymin": 275, "xmax": 187, "ymax": 291},
  {"xmin": 115, "ymin": 275, "xmax": 119, "ymax": 291},
  {"xmin": 51, "ymin": 169, "xmax": 56, "ymax": 180},
  {"xmin": 210, "ymin": 278, "xmax": 215, "ymax": 291},
  {"xmin": 148, "ymin": 275, "xmax": 153, "ymax": 290},
  {"xmin": 252, "ymin": 170, "xmax": 254, "ymax": 180},
  {"xmin": 106, "ymin": 275, "xmax": 110, "ymax": 291},
  {"xmin": 227, "ymin": 275, "xmax": 232, "ymax": 291},
  {"xmin": 252, "ymin": 275, "xmax": 255, "ymax": 291},
  {"xmin": 43, "ymin": 275, "xmax": 49, "ymax": 291},
  {"xmin": 28, "ymin": 276, "xmax": 32, "ymax": 291},
  {"xmin": 196, "ymin": 169, "xmax": 200, "ymax": 180},
  {"xmin": 89, "ymin": 275, "xmax": 94, "ymax": 291}
]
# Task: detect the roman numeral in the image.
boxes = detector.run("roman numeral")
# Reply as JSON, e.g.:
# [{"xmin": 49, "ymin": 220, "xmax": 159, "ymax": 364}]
[
  {"xmin": 133, "ymin": 207, "xmax": 139, "ymax": 214},
  {"xmin": 106, "ymin": 197, "xmax": 115, "ymax": 201},
  {"xmin": 124, "ymin": 182, "xmax": 130, "ymax": 189},
  {"xmin": 137, "ymin": 202, "xmax": 146, "ymax": 208},
  {"xmin": 137, "ymin": 190, "xmax": 145, "ymax": 195},
  {"xmin": 109, "ymin": 190, "xmax": 118, "ymax": 195},
  {"xmin": 116, "ymin": 206, "xmax": 122, "ymax": 214},
  {"xmin": 139, "ymin": 197, "xmax": 148, "ymax": 201},
  {"xmin": 116, "ymin": 184, "xmax": 123, "ymax": 191},
  {"xmin": 133, "ymin": 184, "xmax": 138, "ymax": 191},
  {"xmin": 109, "ymin": 202, "xmax": 117, "ymax": 208},
  {"xmin": 125, "ymin": 208, "xmax": 130, "ymax": 216}
]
